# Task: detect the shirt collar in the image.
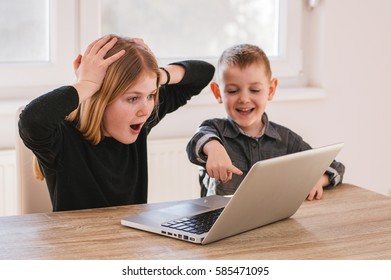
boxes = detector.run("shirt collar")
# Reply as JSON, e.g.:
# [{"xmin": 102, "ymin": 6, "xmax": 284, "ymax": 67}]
[{"xmin": 224, "ymin": 113, "xmax": 282, "ymax": 141}]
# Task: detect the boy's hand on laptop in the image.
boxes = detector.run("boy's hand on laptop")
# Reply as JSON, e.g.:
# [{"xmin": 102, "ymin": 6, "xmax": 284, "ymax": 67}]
[
  {"xmin": 307, "ymin": 175, "xmax": 330, "ymax": 200},
  {"xmin": 204, "ymin": 140, "xmax": 243, "ymax": 183}
]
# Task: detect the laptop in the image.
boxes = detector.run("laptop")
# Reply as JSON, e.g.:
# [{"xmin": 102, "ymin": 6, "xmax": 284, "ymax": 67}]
[{"xmin": 121, "ymin": 143, "xmax": 344, "ymax": 244}]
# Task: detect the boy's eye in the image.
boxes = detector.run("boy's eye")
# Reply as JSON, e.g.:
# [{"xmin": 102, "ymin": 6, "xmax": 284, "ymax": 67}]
[
  {"xmin": 227, "ymin": 89, "xmax": 238, "ymax": 94},
  {"xmin": 250, "ymin": 89, "xmax": 261, "ymax": 93}
]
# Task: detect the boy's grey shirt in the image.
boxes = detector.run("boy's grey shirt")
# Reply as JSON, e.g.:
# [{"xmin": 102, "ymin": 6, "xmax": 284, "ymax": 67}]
[{"xmin": 186, "ymin": 113, "xmax": 345, "ymax": 196}]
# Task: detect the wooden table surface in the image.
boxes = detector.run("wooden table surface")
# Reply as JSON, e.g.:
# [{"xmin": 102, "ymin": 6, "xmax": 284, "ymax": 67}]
[{"xmin": 1, "ymin": 183, "xmax": 391, "ymax": 260}]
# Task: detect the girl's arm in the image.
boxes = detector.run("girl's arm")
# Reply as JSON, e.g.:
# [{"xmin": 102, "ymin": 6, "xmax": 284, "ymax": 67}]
[
  {"xmin": 158, "ymin": 64, "xmax": 186, "ymax": 85},
  {"xmin": 146, "ymin": 60, "xmax": 215, "ymax": 130}
]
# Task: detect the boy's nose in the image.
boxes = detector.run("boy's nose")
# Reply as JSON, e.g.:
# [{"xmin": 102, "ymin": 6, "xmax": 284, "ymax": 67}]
[{"xmin": 237, "ymin": 92, "xmax": 250, "ymax": 103}]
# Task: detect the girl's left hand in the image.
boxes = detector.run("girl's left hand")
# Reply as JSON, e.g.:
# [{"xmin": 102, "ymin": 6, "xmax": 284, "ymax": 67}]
[{"xmin": 72, "ymin": 36, "xmax": 125, "ymax": 102}]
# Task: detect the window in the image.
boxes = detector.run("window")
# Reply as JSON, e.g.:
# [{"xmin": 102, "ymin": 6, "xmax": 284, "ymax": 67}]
[
  {"xmin": 101, "ymin": 0, "xmax": 279, "ymax": 59},
  {"xmin": 99, "ymin": 0, "xmax": 304, "ymax": 85},
  {"xmin": 0, "ymin": 0, "xmax": 314, "ymax": 99},
  {"xmin": 0, "ymin": 0, "xmax": 50, "ymax": 63},
  {"xmin": 0, "ymin": 0, "xmax": 78, "ymax": 97}
]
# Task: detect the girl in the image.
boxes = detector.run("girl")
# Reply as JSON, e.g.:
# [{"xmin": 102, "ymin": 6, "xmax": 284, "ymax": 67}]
[{"xmin": 19, "ymin": 35, "xmax": 215, "ymax": 211}]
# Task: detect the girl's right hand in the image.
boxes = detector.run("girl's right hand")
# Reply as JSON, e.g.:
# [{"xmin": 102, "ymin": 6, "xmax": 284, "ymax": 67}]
[{"xmin": 73, "ymin": 36, "xmax": 125, "ymax": 103}]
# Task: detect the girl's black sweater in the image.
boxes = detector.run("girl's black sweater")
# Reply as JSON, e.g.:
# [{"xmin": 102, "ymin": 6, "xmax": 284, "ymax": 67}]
[{"xmin": 19, "ymin": 60, "xmax": 215, "ymax": 211}]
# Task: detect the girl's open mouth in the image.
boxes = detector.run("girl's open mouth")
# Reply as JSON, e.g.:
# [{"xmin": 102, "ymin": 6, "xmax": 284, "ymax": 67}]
[{"xmin": 130, "ymin": 123, "xmax": 143, "ymax": 133}]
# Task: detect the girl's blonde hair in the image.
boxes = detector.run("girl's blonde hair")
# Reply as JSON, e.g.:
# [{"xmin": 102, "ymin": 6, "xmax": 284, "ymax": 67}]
[{"xmin": 34, "ymin": 35, "xmax": 161, "ymax": 180}]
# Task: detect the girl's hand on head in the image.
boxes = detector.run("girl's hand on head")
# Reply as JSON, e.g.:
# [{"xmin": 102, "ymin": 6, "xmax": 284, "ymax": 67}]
[{"xmin": 73, "ymin": 36, "xmax": 125, "ymax": 103}]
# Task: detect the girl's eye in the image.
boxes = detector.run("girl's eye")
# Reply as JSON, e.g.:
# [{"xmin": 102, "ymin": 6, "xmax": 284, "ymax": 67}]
[
  {"xmin": 250, "ymin": 89, "xmax": 261, "ymax": 93},
  {"xmin": 227, "ymin": 89, "xmax": 238, "ymax": 94},
  {"xmin": 147, "ymin": 93, "xmax": 156, "ymax": 101},
  {"xmin": 128, "ymin": 97, "xmax": 138, "ymax": 103}
]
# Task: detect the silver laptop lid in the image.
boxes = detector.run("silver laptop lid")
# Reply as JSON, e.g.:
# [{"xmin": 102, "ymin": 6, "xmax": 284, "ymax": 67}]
[{"xmin": 202, "ymin": 143, "xmax": 344, "ymax": 244}]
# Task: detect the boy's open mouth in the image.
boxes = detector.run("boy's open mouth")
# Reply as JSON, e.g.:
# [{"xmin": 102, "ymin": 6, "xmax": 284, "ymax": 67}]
[{"xmin": 236, "ymin": 108, "xmax": 254, "ymax": 114}]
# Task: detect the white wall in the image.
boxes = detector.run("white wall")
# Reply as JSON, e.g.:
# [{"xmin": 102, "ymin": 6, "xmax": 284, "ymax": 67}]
[
  {"xmin": 1, "ymin": 0, "xmax": 391, "ymax": 196},
  {"xmin": 322, "ymin": 0, "xmax": 391, "ymax": 196},
  {"xmin": 149, "ymin": 0, "xmax": 391, "ymax": 196},
  {"xmin": 321, "ymin": 0, "xmax": 391, "ymax": 195}
]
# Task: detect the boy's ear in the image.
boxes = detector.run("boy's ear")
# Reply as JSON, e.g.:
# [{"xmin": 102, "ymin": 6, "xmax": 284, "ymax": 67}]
[
  {"xmin": 268, "ymin": 78, "xmax": 278, "ymax": 101},
  {"xmin": 210, "ymin": 82, "xmax": 223, "ymax": 103}
]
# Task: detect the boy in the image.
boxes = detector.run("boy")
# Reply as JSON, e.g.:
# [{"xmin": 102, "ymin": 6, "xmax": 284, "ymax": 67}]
[{"xmin": 186, "ymin": 44, "xmax": 345, "ymax": 200}]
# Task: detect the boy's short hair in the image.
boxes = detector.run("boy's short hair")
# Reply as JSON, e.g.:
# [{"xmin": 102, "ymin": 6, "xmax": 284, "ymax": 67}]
[{"xmin": 217, "ymin": 44, "xmax": 272, "ymax": 80}]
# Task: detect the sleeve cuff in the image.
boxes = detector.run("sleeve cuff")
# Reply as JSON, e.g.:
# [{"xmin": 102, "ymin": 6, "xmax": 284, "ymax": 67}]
[
  {"xmin": 325, "ymin": 166, "xmax": 342, "ymax": 188},
  {"xmin": 195, "ymin": 134, "xmax": 223, "ymax": 163}
]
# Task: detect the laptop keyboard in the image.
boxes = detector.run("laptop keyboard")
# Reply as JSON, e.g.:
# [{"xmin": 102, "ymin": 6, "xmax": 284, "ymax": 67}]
[{"xmin": 161, "ymin": 207, "xmax": 224, "ymax": 235}]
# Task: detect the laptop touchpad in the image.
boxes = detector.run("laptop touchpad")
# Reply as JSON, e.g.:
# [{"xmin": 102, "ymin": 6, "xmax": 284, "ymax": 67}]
[{"xmin": 157, "ymin": 203, "xmax": 210, "ymax": 217}]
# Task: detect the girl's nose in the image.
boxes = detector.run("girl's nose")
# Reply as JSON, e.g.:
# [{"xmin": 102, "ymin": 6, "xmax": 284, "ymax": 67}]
[{"xmin": 136, "ymin": 100, "xmax": 151, "ymax": 117}]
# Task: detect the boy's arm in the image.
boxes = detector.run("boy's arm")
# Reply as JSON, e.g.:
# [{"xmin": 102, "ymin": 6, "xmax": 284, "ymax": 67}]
[
  {"xmin": 202, "ymin": 140, "xmax": 243, "ymax": 183},
  {"xmin": 289, "ymin": 130, "xmax": 345, "ymax": 187},
  {"xmin": 325, "ymin": 160, "xmax": 345, "ymax": 187},
  {"xmin": 306, "ymin": 160, "xmax": 345, "ymax": 200},
  {"xmin": 288, "ymin": 131, "xmax": 345, "ymax": 199},
  {"xmin": 307, "ymin": 175, "xmax": 330, "ymax": 201},
  {"xmin": 186, "ymin": 121, "xmax": 242, "ymax": 183},
  {"xmin": 186, "ymin": 121, "xmax": 222, "ymax": 165}
]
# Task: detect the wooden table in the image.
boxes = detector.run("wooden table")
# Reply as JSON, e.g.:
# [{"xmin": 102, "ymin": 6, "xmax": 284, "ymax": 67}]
[{"xmin": 1, "ymin": 184, "xmax": 391, "ymax": 260}]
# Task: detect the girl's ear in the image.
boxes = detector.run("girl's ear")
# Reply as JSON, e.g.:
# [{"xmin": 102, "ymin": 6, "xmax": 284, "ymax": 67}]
[
  {"xmin": 268, "ymin": 78, "xmax": 278, "ymax": 101},
  {"xmin": 210, "ymin": 82, "xmax": 223, "ymax": 103}
]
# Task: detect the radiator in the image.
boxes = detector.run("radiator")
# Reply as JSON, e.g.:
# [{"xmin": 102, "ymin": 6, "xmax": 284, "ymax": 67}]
[
  {"xmin": 147, "ymin": 138, "xmax": 201, "ymax": 203},
  {"xmin": 0, "ymin": 150, "xmax": 17, "ymax": 216},
  {"xmin": 0, "ymin": 139, "xmax": 201, "ymax": 216}
]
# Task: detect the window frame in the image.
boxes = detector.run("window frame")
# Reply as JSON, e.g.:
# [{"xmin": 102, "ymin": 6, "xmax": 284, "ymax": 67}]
[
  {"xmin": 273, "ymin": 0, "xmax": 304, "ymax": 80},
  {"xmin": 0, "ymin": 0, "xmax": 78, "ymax": 98},
  {"xmin": 0, "ymin": 0, "xmax": 313, "ymax": 99}
]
